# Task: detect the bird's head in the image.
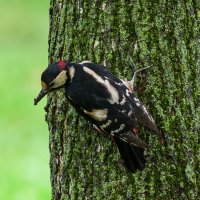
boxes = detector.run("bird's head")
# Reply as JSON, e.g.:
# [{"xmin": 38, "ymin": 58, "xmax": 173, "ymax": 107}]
[{"xmin": 34, "ymin": 60, "xmax": 68, "ymax": 105}]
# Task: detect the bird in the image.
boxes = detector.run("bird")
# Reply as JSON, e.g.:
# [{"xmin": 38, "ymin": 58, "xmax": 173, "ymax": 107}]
[{"xmin": 34, "ymin": 60, "xmax": 160, "ymax": 172}]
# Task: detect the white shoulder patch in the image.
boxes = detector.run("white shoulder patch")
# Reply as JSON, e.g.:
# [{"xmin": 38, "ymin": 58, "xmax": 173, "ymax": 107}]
[{"xmin": 83, "ymin": 67, "xmax": 119, "ymax": 104}]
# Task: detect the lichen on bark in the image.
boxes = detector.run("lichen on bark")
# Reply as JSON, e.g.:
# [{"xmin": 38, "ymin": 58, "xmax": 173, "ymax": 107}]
[{"xmin": 45, "ymin": 0, "xmax": 199, "ymax": 199}]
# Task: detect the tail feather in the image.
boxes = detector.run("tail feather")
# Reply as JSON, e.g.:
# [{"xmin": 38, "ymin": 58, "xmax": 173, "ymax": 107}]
[{"xmin": 114, "ymin": 137, "xmax": 146, "ymax": 172}]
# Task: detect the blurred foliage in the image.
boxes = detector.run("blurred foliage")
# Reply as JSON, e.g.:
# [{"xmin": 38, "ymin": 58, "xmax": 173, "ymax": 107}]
[{"xmin": 0, "ymin": 0, "xmax": 50, "ymax": 199}]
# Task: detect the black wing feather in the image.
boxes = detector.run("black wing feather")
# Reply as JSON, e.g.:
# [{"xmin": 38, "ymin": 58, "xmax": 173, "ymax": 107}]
[{"xmin": 65, "ymin": 62, "xmax": 158, "ymax": 147}]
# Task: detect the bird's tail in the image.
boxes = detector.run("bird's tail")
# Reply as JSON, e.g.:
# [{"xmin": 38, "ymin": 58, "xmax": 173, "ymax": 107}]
[{"xmin": 114, "ymin": 137, "xmax": 146, "ymax": 172}]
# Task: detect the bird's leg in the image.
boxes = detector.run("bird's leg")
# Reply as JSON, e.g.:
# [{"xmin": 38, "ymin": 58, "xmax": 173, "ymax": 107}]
[
  {"xmin": 123, "ymin": 66, "xmax": 151, "ymax": 93},
  {"xmin": 131, "ymin": 66, "xmax": 151, "ymax": 86}
]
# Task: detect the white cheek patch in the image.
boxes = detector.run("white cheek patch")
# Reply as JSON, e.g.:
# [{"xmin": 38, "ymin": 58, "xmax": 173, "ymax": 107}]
[
  {"xmin": 51, "ymin": 70, "xmax": 67, "ymax": 88},
  {"xmin": 83, "ymin": 67, "xmax": 119, "ymax": 104}
]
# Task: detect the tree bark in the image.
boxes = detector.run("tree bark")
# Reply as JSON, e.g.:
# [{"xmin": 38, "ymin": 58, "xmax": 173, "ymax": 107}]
[{"xmin": 46, "ymin": 0, "xmax": 199, "ymax": 199}]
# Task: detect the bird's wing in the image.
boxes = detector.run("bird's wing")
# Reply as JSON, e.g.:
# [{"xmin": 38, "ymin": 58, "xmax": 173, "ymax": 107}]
[
  {"xmin": 65, "ymin": 63, "xmax": 161, "ymax": 147},
  {"xmin": 79, "ymin": 62, "xmax": 159, "ymax": 134},
  {"xmin": 67, "ymin": 91, "xmax": 149, "ymax": 148}
]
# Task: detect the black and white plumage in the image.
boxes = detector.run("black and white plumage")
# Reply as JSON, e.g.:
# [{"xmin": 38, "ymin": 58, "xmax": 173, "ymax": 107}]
[{"xmin": 34, "ymin": 60, "xmax": 159, "ymax": 172}]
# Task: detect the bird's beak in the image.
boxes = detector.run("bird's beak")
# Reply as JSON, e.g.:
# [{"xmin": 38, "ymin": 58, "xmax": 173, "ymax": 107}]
[{"xmin": 34, "ymin": 89, "xmax": 48, "ymax": 105}]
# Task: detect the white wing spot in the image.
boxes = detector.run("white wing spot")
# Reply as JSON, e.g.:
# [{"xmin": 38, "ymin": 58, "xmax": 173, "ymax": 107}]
[
  {"xmin": 111, "ymin": 124, "xmax": 125, "ymax": 134},
  {"xmin": 142, "ymin": 105, "xmax": 155, "ymax": 122},
  {"xmin": 128, "ymin": 110, "xmax": 133, "ymax": 117},
  {"xmin": 142, "ymin": 105, "xmax": 149, "ymax": 114},
  {"xmin": 83, "ymin": 108, "xmax": 108, "ymax": 122},
  {"xmin": 100, "ymin": 120, "xmax": 112, "ymax": 129},
  {"xmin": 133, "ymin": 97, "xmax": 141, "ymax": 107},
  {"xmin": 120, "ymin": 95, "xmax": 126, "ymax": 105},
  {"xmin": 126, "ymin": 89, "xmax": 130, "ymax": 96},
  {"xmin": 115, "ymin": 82, "xmax": 123, "ymax": 86},
  {"xmin": 136, "ymin": 102, "xmax": 140, "ymax": 106}
]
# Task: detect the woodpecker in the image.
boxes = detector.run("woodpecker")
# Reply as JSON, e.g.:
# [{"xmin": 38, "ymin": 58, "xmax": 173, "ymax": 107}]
[{"xmin": 34, "ymin": 60, "xmax": 159, "ymax": 172}]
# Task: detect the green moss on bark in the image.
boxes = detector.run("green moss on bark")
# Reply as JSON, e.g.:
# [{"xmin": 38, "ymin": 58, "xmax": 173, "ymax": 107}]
[{"xmin": 46, "ymin": 0, "xmax": 199, "ymax": 199}]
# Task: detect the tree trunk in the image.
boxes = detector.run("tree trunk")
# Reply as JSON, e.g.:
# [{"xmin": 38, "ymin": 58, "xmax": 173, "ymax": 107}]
[{"xmin": 46, "ymin": 0, "xmax": 199, "ymax": 199}]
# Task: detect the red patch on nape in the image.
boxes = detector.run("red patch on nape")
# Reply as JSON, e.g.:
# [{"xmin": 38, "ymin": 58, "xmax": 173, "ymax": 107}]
[{"xmin": 58, "ymin": 60, "xmax": 66, "ymax": 70}]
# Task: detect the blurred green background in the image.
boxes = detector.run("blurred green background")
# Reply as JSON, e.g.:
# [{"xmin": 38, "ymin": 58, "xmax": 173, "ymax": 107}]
[{"xmin": 0, "ymin": 0, "xmax": 51, "ymax": 199}]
